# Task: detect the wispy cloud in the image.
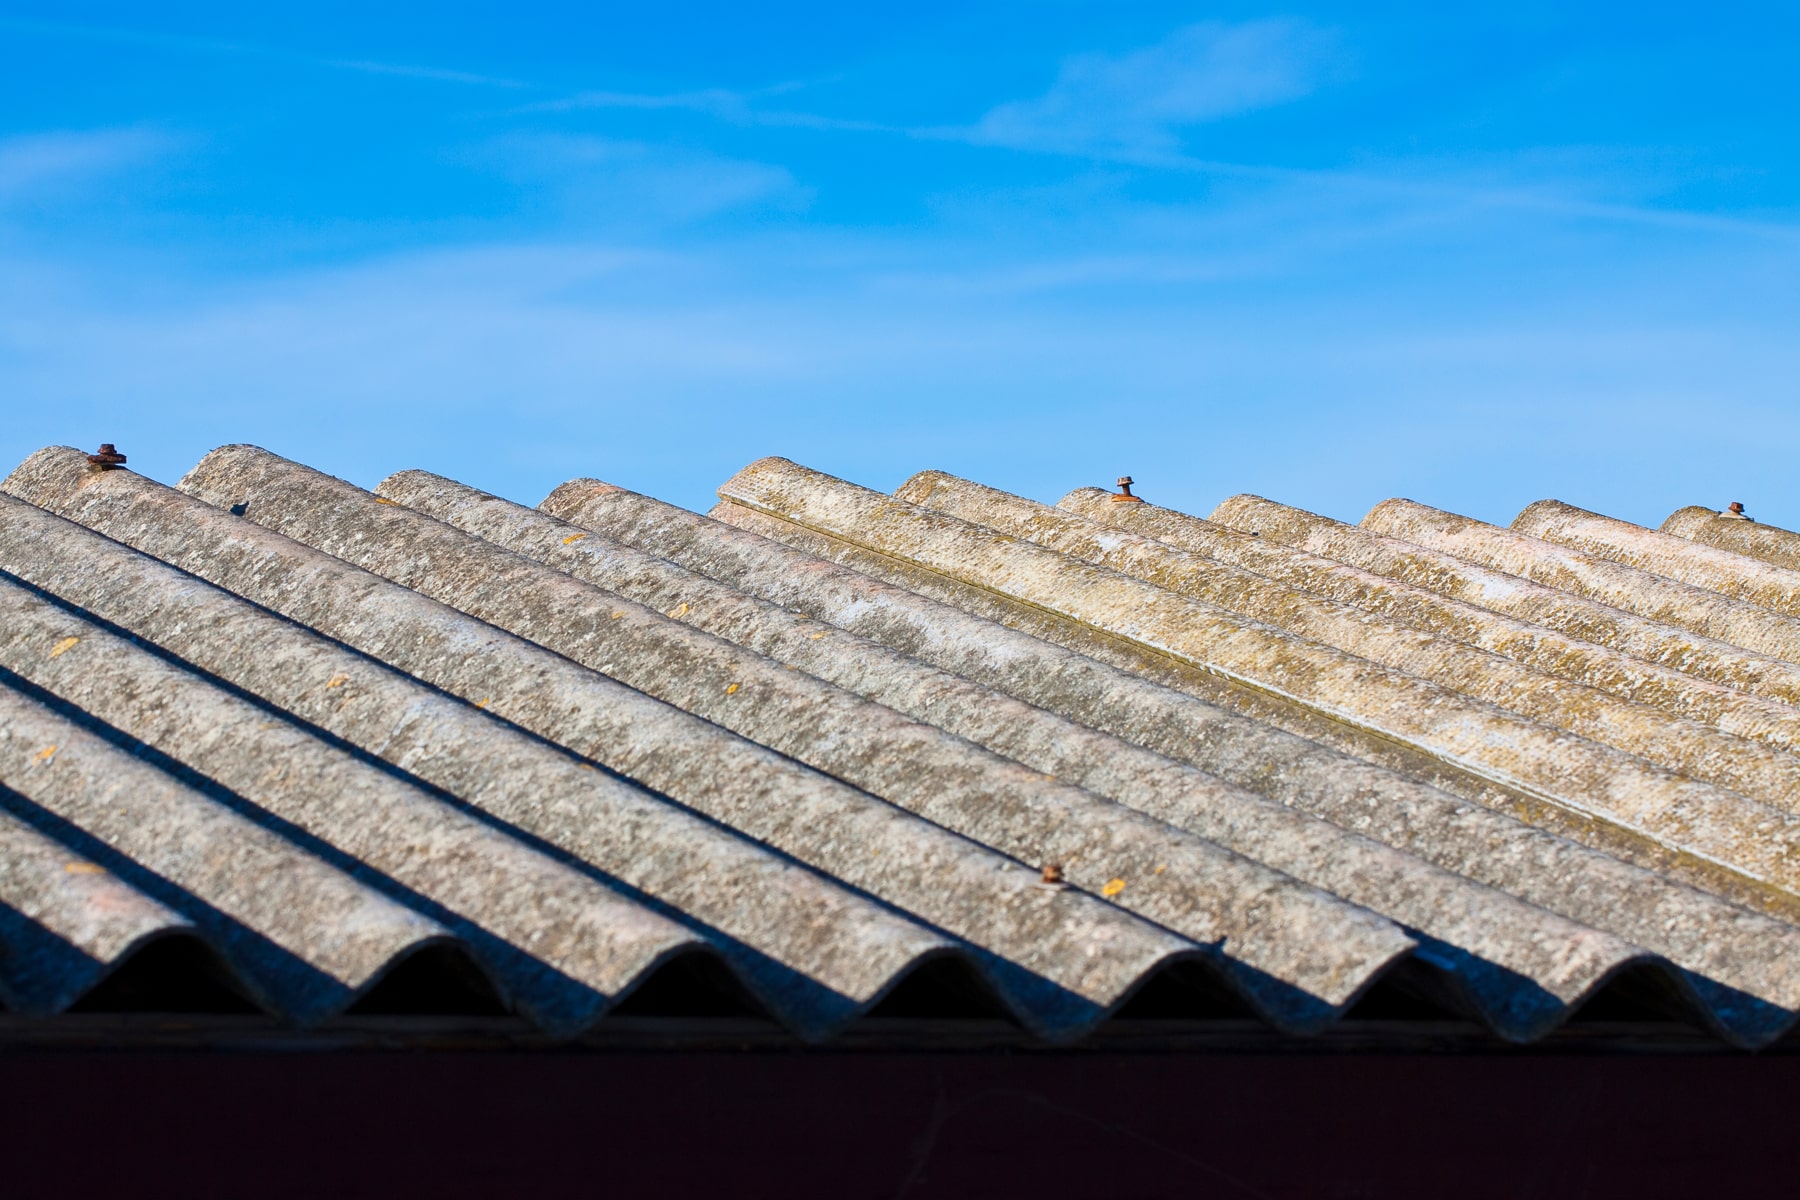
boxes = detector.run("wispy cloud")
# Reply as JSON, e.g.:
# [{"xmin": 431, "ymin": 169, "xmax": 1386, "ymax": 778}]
[
  {"xmin": 0, "ymin": 128, "xmax": 179, "ymax": 204},
  {"xmin": 0, "ymin": 17, "xmax": 525, "ymax": 88},
  {"xmin": 519, "ymin": 85, "xmax": 894, "ymax": 134},
  {"xmin": 961, "ymin": 20, "xmax": 1338, "ymax": 161},
  {"xmin": 472, "ymin": 134, "xmax": 810, "ymax": 225}
]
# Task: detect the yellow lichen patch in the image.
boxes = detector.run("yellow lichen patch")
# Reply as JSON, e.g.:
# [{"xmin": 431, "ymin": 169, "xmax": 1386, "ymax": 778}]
[
  {"xmin": 1102, "ymin": 878, "xmax": 1127, "ymax": 897},
  {"xmin": 668, "ymin": 602, "xmax": 691, "ymax": 619},
  {"xmin": 325, "ymin": 674, "xmax": 349, "ymax": 689},
  {"xmin": 810, "ymin": 631, "xmax": 827, "ymax": 640},
  {"xmin": 1153, "ymin": 864, "xmax": 1167, "ymax": 875},
  {"xmin": 48, "ymin": 636, "xmax": 79, "ymax": 659},
  {"xmin": 33, "ymin": 745, "xmax": 57, "ymax": 762},
  {"xmin": 64, "ymin": 862, "xmax": 106, "ymax": 875},
  {"xmin": 562, "ymin": 532, "xmax": 588, "ymax": 545},
  {"xmin": 373, "ymin": 496, "xmax": 400, "ymax": 506},
  {"xmin": 724, "ymin": 682, "xmax": 741, "ymax": 695},
  {"xmin": 610, "ymin": 612, "xmax": 624, "ymax": 620},
  {"xmin": 474, "ymin": 697, "xmax": 491, "ymax": 709}
]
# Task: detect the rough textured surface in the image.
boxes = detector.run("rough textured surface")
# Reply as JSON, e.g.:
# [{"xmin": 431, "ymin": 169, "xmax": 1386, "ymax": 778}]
[
  {"xmin": 553, "ymin": 479, "xmax": 1800, "ymax": 1041},
  {"xmin": 1213, "ymin": 494, "xmax": 1800, "ymax": 708},
  {"xmin": 1362, "ymin": 498, "xmax": 1800, "ymax": 664},
  {"xmin": 174, "ymin": 448, "xmax": 1415, "ymax": 1029},
  {"xmin": 5, "ymin": 448, "xmax": 1234, "ymax": 1039},
  {"xmin": 0, "ymin": 489, "xmax": 953, "ymax": 1035},
  {"xmin": 9, "ymin": 440, "xmax": 1800, "ymax": 1048},
  {"xmin": 0, "ymin": 679, "xmax": 449, "ymax": 1020},
  {"xmin": 900, "ymin": 470, "xmax": 1800, "ymax": 810},
  {"xmin": 1664, "ymin": 506, "xmax": 1800, "ymax": 572},
  {"xmin": 1516, "ymin": 499, "xmax": 1800, "ymax": 618},
  {"xmin": 0, "ymin": 801, "xmax": 191, "ymax": 1015},
  {"xmin": 717, "ymin": 458, "xmax": 1800, "ymax": 911},
  {"xmin": 1060, "ymin": 485, "xmax": 1800, "ymax": 757},
  {"xmin": 385, "ymin": 469, "xmax": 1659, "ymax": 1039}
]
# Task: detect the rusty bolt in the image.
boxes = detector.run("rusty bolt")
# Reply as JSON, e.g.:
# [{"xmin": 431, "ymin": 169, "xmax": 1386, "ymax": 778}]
[
  {"xmin": 1729, "ymin": 502, "xmax": 1747, "ymax": 515},
  {"xmin": 86, "ymin": 444, "xmax": 127, "ymax": 469},
  {"xmin": 1111, "ymin": 476, "xmax": 1144, "ymax": 503},
  {"xmin": 1040, "ymin": 863, "xmax": 1064, "ymax": 885}
]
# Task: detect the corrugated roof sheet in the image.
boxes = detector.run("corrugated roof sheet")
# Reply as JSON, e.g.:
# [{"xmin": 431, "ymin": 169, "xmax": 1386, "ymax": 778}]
[{"xmin": 6, "ymin": 443, "xmax": 1800, "ymax": 1048}]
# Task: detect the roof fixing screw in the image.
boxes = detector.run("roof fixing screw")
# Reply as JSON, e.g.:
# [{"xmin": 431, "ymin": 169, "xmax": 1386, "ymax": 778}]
[
  {"xmin": 1040, "ymin": 863, "xmax": 1065, "ymax": 885},
  {"xmin": 1728, "ymin": 501, "xmax": 1748, "ymax": 516},
  {"xmin": 86, "ymin": 443, "xmax": 127, "ymax": 470},
  {"xmin": 1111, "ymin": 476, "xmax": 1145, "ymax": 503}
]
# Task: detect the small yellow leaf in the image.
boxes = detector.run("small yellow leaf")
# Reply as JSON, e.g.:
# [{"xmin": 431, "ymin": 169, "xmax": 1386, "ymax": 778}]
[
  {"xmin": 64, "ymin": 862, "xmax": 106, "ymax": 876},
  {"xmin": 1152, "ymin": 864, "xmax": 1167, "ymax": 875},
  {"xmin": 374, "ymin": 496, "xmax": 400, "ymax": 506},
  {"xmin": 809, "ymin": 631, "xmax": 827, "ymax": 640},
  {"xmin": 48, "ymin": 636, "xmax": 79, "ymax": 659},
  {"xmin": 724, "ymin": 682, "xmax": 741, "ymax": 695},
  {"xmin": 325, "ymin": 674, "xmax": 349, "ymax": 689},
  {"xmin": 474, "ymin": 697, "xmax": 491, "ymax": 709},
  {"xmin": 34, "ymin": 745, "xmax": 57, "ymax": 762},
  {"xmin": 610, "ymin": 612, "xmax": 624, "ymax": 620},
  {"xmin": 562, "ymin": 532, "xmax": 587, "ymax": 545},
  {"xmin": 668, "ymin": 602, "xmax": 691, "ymax": 619},
  {"xmin": 1102, "ymin": 878, "xmax": 1127, "ymax": 897}
]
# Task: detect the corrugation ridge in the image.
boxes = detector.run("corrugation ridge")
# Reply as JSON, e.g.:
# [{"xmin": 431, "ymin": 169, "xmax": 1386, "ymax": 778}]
[
  {"xmin": 0, "ymin": 473, "xmax": 962, "ymax": 1042},
  {"xmin": 1664, "ymin": 506, "xmax": 1800, "ymax": 573},
  {"xmin": 384, "ymin": 469, "xmax": 1672, "ymax": 1041},
  {"xmin": 551, "ymin": 479, "xmax": 1800, "ymax": 1032},
  {"xmin": 0, "ymin": 560, "xmax": 708, "ymax": 1038},
  {"xmin": 683, "ymin": 500, "xmax": 1800, "ymax": 1047},
  {"xmin": 5, "ymin": 448, "xmax": 1237, "ymax": 1042},
  {"xmin": 1516, "ymin": 499, "xmax": 1800, "ymax": 617},
  {"xmin": 0, "ymin": 675, "xmax": 461, "ymax": 1023},
  {"xmin": 168, "ymin": 445, "xmax": 1408, "ymax": 1034},
  {"xmin": 1362, "ymin": 498, "xmax": 1800, "ymax": 664},
  {"xmin": 0, "ymin": 805, "xmax": 197, "ymax": 1015},
  {"xmin": 897, "ymin": 469, "xmax": 1800, "ymax": 812},
  {"xmin": 717, "ymin": 457, "xmax": 1800, "ymax": 905},
  {"xmin": 1211, "ymin": 493, "xmax": 1800, "ymax": 708},
  {"xmin": 1059, "ymin": 486, "xmax": 1800, "ymax": 758}
]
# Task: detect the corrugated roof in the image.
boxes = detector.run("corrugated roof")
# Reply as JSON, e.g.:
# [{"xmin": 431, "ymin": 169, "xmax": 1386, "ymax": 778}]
[{"xmin": 5, "ymin": 443, "xmax": 1800, "ymax": 1049}]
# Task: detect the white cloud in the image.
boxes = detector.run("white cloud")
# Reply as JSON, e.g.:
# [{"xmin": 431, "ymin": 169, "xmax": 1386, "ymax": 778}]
[{"xmin": 966, "ymin": 20, "xmax": 1337, "ymax": 160}]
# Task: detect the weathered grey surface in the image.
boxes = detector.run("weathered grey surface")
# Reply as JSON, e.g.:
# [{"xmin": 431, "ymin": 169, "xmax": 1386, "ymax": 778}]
[
  {"xmin": 1517, "ymin": 499, "xmax": 1800, "ymax": 617},
  {"xmin": 717, "ymin": 458, "xmax": 1800, "ymax": 908},
  {"xmin": 11, "ymin": 438, "xmax": 1800, "ymax": 1046},
  {"xmin": 1058, "ymin": 486, "xmax": 1800, "ymax": 757},
  {"xmin": 0, "ymin": 801, "xmax": 192, "ymax": 1015},
  {"xmin": 166, "ymin": 447, "xmax": 1423, "ymax": 1031},
  {"xmin": 0, "ymin": 567, "xmax": 700, "ymax": 1034},
  {"xmin": 705, "ymin": 492, "xmax": 1800, "ymax": 928},
  {"xmin": 0, "ymin": 477, "xmax": 977, "ymax": 1036},
  {"xmin": 900, "ymin": 470, "xmax": 1800, "ymax": 810},
  {"xmin": 4, "ymin": 449, "xmax": 1228, "ymax": 1038},
  {"xmin": 1362, "ymin": 498, "xmax": 1800, "ymax": 664},
  {"xmin": 1211, "ymin": 494, "xmax": 1800, "ymax": 708},
  {"xmin": 0, "ymin": 510, "xmax": 964, "ymax": 1036},
  {"xmin": 382, "ymin": 469, "xmax": 1664, "ymax": 1039},
  {"xmin": 551, "ymin": 479, "xmax": 1800, "ymax": 1041},
  {"xmin": 1664, "ymin": 506, "xmax": 1800, "ymax": 573},
  {"xmin": 0, "ymin": 679, "xmax": 450, "ymax": 1020}
]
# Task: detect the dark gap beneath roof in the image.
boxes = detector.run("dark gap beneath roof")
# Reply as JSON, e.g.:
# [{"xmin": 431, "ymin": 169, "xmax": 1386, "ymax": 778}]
[
  {"xmin": 70, "ymin": 936, "xmax": 261, "ymax": 1015},
  {"xmin": 863, "ymin": 956, "xmax": 1015, "ymax": 1021},
  {"xmin": 1110, "ymin": 961, "xmax": 1258, "ymax": 1020},
  {"xmin": 609, "ymin": 951, "xmax": 769, "ymax": 1019},
  {"xmin": 1565, "ymin": 964, "xmax": 1708, "ymax": 1028},
  {"xmin": 346, "ymin": 944, "xmax": 509, "ymax": 1016}
]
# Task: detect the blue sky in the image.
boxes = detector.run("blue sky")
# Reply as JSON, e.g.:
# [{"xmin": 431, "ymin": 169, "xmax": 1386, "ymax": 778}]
[{"xmin": 2, "ymin": 3, "xmax": 1796, "ymax": 526}]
